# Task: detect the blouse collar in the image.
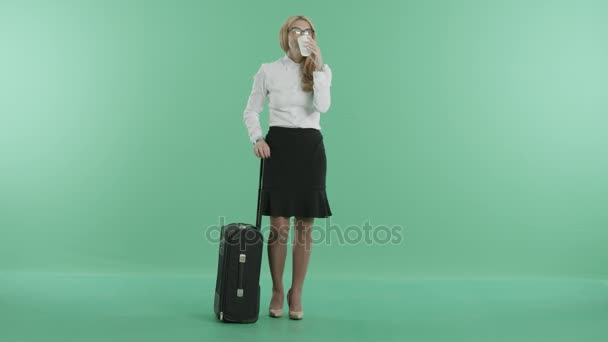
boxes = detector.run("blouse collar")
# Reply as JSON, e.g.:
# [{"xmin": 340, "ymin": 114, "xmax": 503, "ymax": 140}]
[{"xmin": 282, "ymin": 54, "xmax": 302, "ymax": 69}]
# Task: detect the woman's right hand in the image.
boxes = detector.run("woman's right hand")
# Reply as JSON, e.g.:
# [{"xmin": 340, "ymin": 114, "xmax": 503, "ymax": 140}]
[{"xmin": 253, "ymin": 139, "xmax": 271, "ymax": 159}]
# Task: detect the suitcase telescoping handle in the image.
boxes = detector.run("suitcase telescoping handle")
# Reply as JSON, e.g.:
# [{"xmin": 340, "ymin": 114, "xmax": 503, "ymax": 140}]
[{"xmin": 255, "ymin": 158, "xmax": 264, "ymax": 229}]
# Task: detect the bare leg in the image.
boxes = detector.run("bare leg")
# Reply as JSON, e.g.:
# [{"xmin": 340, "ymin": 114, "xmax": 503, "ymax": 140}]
[
  {"xmin": 289, "ymin": 216, "xmax": 314, "ymax": 312},
  {"xmin": 268, "ymin": 216, "xmax": 290, "ymax": 310}
]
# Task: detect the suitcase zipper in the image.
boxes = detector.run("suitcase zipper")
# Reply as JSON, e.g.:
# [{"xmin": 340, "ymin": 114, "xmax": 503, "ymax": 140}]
[
  {"xmin": 220, "ymin": 227, "xmax": 239, "ymax": 322},
  {"xmin": 219, "ymin": 230, "xmax": 231, "ymax": 321}
]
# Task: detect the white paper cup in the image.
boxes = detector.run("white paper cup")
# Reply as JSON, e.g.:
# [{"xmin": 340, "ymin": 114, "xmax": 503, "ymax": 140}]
[{"xmin": 297, "ymin": 35, "xmax": 312, "ymax": 57}]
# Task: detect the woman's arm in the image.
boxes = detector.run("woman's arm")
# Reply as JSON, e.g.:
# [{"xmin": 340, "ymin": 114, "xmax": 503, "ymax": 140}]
[
  {"xmin": 312, "ymin": 64, "xmax": 332, "ymax": 113},
  {"xmin": 243, "ymin": 64, "xmax": 268, "ymax": 144}
]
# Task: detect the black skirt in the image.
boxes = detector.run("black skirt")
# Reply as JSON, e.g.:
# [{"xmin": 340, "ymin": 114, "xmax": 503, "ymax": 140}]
[{"xmin": 260, "ymin": 126, "xmax": 333, "ymax": 218}]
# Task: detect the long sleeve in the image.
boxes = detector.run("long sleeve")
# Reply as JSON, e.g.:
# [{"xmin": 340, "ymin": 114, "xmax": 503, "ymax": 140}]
[
  {"xmin": 312, "ymin": 64, "xmax": 332, "ymax": 113},
  {"xmin": 243, "ymin": 64, "xmax": 268, "ymax": 144}
]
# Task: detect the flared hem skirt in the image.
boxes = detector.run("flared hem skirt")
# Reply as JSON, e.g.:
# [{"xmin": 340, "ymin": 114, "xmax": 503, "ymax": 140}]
[{"xmin": 260, "ymin": 126, "xmax": 333, "ymax": 218}]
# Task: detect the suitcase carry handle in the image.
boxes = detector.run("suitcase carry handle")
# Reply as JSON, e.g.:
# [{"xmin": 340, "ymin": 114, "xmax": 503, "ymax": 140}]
[{"xmin": 237, "ymin": 253, "xmax": 246, "ymax": 297}]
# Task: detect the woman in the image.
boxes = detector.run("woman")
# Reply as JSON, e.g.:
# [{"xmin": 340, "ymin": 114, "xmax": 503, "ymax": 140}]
[{"xmin": 242, "ymin": 15, "xmax": 333, "ymax": 320}]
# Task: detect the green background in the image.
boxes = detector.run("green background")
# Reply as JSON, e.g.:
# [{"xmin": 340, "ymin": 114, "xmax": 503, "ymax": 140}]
[{"xmin": 1, "ymin": 0, "xmax": 607, "ymax": 341}]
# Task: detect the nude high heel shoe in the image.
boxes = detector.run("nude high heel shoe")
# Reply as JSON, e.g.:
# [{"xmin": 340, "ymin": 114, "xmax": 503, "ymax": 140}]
[
  {"xmin": 268, "ymin": 307, "xmax": 283, "ymax": 318},
  {"xmin": 268, "ymin": 291, "xmax": 284, "ymax": 318},
  {"xmin": 287, "ymin": 289, "xmax": 304, "ymax": 320}
]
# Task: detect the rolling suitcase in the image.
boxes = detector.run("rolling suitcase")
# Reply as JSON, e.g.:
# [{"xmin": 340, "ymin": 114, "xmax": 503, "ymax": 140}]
[{"xmin": 214, "ymin": 158, "xmax": 265, "ymax": 323}]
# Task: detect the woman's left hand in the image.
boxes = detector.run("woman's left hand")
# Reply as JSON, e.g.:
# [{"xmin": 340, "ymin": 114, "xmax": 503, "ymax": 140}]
[{"xmin": 305, "ymin": 38, "xmax": 324, "ymax": 71}]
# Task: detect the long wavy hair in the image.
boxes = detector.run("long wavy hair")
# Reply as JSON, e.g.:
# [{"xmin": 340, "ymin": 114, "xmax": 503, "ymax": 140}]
[{"xmin": 279, "ymin": 15, "xmax": 318, "ymax": 93}]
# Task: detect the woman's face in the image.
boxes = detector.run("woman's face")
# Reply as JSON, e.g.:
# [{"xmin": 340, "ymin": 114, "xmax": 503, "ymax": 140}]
[{"xmin": 287, "ymin": 19, "xmax": 314, "ymax": 57}]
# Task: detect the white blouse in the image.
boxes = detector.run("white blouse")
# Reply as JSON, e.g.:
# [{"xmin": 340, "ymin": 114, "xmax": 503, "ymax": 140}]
[{"xmin": 243, "ymin": 54, "xmax": 333, "ymax": 144}]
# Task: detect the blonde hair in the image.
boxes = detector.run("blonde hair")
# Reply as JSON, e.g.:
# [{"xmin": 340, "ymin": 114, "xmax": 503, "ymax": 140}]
[{"xmin": 279, "ymin": 15, "xmax": 318, "ymax": 93}]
